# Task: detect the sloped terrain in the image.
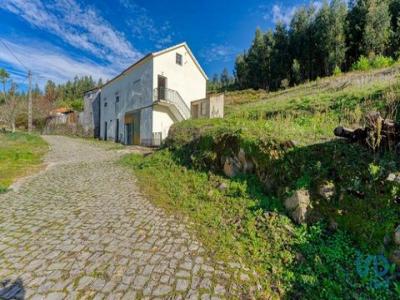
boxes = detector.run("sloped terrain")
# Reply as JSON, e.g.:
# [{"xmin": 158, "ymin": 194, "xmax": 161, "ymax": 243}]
[{"xmin": 122, "ymin": 67, "xmax": 400, "ymax": 299}]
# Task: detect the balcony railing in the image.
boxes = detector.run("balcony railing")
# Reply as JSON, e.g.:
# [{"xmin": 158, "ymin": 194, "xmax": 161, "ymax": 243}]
[{"xmin": 153, "ymin": 87, "xmax": 191, "ymax": 120}]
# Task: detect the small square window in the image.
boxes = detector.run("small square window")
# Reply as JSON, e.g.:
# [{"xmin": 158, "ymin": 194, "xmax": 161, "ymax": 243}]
[{"xmin": 176, "ymin": 53, "xmax": 183, "ymax": 66}]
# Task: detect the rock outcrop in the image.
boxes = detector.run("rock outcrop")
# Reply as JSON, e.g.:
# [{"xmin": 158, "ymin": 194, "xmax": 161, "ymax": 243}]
[{"xmin": 284, "ymin": 189, "xmax": 312, "ymax": 224}]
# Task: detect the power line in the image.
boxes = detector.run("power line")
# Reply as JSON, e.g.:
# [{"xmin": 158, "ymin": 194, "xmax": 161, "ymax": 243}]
[{"xmin": 0, "ymin": 38, "xmax": 30, "ymax": 73}]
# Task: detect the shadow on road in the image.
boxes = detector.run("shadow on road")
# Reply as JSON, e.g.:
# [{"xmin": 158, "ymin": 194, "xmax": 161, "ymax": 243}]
[{"xmin": 0, "ymin": 278, "xmax": 25, "ymax": 300}]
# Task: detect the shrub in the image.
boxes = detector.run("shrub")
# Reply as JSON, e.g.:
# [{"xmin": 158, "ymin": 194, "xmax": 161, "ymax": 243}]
[
  {"xmin": 70, "ymin": 99, "xmax": 84, "ymax": 111},
  {"xmin": 333, "ymin": 66, "xmax": 342, "ymax": 76},
  {"xmin": 352, "ymin": 56, "xmax": 370, "ymax": 71},
  {"xmin": 370, "ymin": 55, "xmax": 394, "ymax": 69}
]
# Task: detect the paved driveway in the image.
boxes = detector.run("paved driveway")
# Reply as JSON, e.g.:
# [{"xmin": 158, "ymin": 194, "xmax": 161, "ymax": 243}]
[{"xmin": 0, "ymin": 136, "xmax": 249, "ymax": 299}]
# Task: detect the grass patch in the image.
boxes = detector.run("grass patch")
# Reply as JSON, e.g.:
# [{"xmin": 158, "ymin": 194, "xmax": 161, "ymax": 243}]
[
  {"xmin": 121, "ymin": 151, "xmax": 399, "ymax": 299},
  {"xmin": 121, "ymin": 67, "xmax": 400, "ymax": 298},
  {"xmin": 0, "ymin": 131, "xmax": 48, "ymax": 191}
]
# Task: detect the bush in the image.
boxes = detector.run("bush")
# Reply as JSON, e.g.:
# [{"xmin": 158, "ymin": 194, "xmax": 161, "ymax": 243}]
[
  {"xmin": 352, "ymin": 55, "xmax": 395, "ymax": 71},
  {"xmin": 352, "ymin": 56, "xmax": 370, "ymax": 71},
  {"xmin": 333, "ymin": 66, "xmax": 342, "ymax": 76},
  {"xmin": 370, "ymin": 55, "xmax": 394, "ymax": 69},
  {"xmin": 70, "ymin": 99, "xmax": 84, "ymax": 111}
]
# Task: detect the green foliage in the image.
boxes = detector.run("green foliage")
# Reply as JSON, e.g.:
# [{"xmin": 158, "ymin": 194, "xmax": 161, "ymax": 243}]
[
  {"xmin": 121, "ymin": 69, "xmax": 400, "ymax": 298},
  {"xmin": 371, "ymin": 55, "xmax": 395, "ymax": 69},
  {"xmin": 45, "ymin": 75, "xmax": 99, "ymax": 111},
  {"xmin": 122, "ymin": 149, "xmax": 399, "ymax": 299},
  {"xmin": 352, "ymin": 55, "xmax": 396, "ymax": 71},
  {"xmin": 70, "ymin": 99, "xmax": 84, "ymax": 111},
  {"xmin": 234, "ymin": 0, "xmax": 399, "ymax": 91},
  {"xmin": 352, "ymin": 55, "xmax": 371, "ymax": 71},
  {"xmin": 333, "ymin": 66, "xmax": 342, "ymax": 76}
]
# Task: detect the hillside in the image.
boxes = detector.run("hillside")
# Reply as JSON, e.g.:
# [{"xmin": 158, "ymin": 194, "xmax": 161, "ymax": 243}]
[{"xmin": 122, "ymin": 67, "xmax": 400, "ymax": 299}]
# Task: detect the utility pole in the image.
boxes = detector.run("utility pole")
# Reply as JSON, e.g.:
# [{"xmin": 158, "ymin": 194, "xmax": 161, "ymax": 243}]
[{"xmin": 28, "ymin": 70, "xmax": 32, "ymax": 133}]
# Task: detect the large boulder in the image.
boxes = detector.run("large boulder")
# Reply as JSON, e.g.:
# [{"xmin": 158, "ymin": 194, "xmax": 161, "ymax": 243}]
[
  {"xmin": 237, "ymin": 148, "xmax": 254, "ymax": 173},
  {"xmin": 284, "ymin": 189, "xmax": 312, "ymax": 224},
  {"xmin": 223, "ymin": 157, "xmax": 241, "ymax": 178}
]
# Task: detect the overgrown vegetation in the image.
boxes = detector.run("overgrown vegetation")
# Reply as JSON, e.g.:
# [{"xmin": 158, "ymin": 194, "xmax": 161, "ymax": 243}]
[
  {"xmin": 122, "ymin": 68, "xmax": 400, "ymax": 298},
  {"xmin": 0, "ymin": 131, "xmax": 47, "ymax": 192},
  {"xmin": 44, "ymin": 75, "xmax": 101, "ymax": 111}
]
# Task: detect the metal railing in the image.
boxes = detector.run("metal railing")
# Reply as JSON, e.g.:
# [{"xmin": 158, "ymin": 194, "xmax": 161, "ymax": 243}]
[{"xmin": 153, "ymin": 87, "xmax": 191, "ymax": 120}]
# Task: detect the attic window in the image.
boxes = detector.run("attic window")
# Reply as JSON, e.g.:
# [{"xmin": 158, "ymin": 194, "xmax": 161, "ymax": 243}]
[{"xmin": 176, "ymin": 53, "xmax": 183, "ymax": 66}]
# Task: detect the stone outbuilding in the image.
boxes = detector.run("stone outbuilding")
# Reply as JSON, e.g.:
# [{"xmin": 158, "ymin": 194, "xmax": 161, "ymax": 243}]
[{"xmin": 191, "ymin": 94, "xmax": 224, "ymax": 119}]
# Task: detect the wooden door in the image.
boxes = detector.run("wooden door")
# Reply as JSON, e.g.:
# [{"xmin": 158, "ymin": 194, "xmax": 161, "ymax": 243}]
[
  {"xmin": 158, "ymin": 75, "xmax": 167, "ymax": 100},
  {"xmin": 133, "ymin": 112, "xmax": 141, "ymax": 145}
]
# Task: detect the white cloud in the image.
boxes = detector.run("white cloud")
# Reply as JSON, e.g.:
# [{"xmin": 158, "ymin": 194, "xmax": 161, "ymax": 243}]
[
  {"xmin": 120, "ymin": 1, "xmax": 175, "ymax": 49},
  {"xmin": 201, "ymin": 44, "xmax": 237, "ymax": 63},
  {"xmin": 2, "ymin": 0, "xmax": 142, "ymax": 68},
  {"xmin": 266, "ymin": 2, "xmax": 323, "ymax": 26},
  {"xmin": 0, "ymin": 38, "xmax": 117, "ymax": 87},
  {"xmin": 269, "ymin": 4, "xmax": 297, "ymax": 26}
]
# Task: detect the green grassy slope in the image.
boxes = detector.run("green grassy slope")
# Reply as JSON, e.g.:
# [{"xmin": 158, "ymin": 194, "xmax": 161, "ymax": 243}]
[
  {"xmin": 122, "ymin": 67, "xmax": 400, "ymax": 299},
  {"xmin": 0, "ymin": 132, "xmax": 48, "ymax": 192}
]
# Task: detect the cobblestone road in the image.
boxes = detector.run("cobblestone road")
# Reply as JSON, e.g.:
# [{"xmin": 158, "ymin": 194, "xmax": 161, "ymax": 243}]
[{"xmin": 0, "ymin": 136, "xmax": 251, "ymax": 300}]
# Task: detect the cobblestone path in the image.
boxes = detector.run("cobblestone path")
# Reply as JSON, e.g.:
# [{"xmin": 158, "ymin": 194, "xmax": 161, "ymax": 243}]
[{"xmin": 0, "ymin": 136, "xmax": 251, "ymax": 300}]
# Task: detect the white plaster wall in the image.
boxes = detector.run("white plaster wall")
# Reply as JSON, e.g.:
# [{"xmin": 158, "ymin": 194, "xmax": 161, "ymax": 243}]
[
  {"xmin": 152, "ymin": 105, "xmax": 177, "ymax": 140},
  {"xmin": 100, "ymin": 59, "xmax": 154, "ymax": 141},
  {"xmin": 153, "ymin": 45, "xmax": 207, "ymax": 107}
]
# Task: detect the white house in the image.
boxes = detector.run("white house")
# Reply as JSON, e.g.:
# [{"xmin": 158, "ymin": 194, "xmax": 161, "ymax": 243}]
[{"xmin": 97, "ymin": 42, "xmax": 207, "ymax": 146}]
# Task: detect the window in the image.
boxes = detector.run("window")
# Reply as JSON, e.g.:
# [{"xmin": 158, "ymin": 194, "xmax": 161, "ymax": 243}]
[
  {"xmin": 104, "ymin": 102, "xmax": 108, "ymax": 107},
  {"xmin": 176, "ymin": 53, "xmax": 183, "ymax": 66},
  {"xmin": 116, "ymin": 96, "xmax": 119, "ymax": 103}
]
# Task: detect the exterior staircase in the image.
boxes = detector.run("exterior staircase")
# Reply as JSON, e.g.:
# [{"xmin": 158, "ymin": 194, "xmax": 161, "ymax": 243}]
[{"xmin": 153, "ymin": 87, "xmax": 191, "ymax": 121}]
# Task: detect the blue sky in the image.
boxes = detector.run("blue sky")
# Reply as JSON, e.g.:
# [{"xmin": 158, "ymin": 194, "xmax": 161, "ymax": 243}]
[{"xmin": 0, "ymin": 0, "xmax": 311, "ymax": 88}]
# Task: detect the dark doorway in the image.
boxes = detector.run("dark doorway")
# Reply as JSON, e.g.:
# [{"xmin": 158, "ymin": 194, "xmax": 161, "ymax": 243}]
[
  {"xmin": 115, "ymin": 119, "xmax": 119, "ymax": 142},
  {"xmin": 158, "ymin": 75, "xmax": 167, "ymax": 100},
  {"xmin": 104, "ymin": 121, "xmax": 108, "ymax": 140},
  {"xmin": 125, "ymin": 123, "xmax": 132, "ymax": 145}
]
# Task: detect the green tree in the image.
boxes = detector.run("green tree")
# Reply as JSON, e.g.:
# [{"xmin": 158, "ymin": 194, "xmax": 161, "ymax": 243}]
[
  {"xmin": 329, "ymin": 0, "xmax": 348, "ymax": 72},
  {"xmin": 44, "ymin": 80, "xmax": 57, "ymax": 102},
  {"xmin": 0, "ymin": 68, "xmax": 10, "ymax": 104},
  {"xmin": 346, "ymin": 0, "xmax": 368, "ymax": 67},
  {"xmin": 220, "ymin": 68, "xmax": 231, "ymax": 90},
  {"xmin": 271, "ymin": 22, "xmax": 290, "ymax": 89},
  {"xmin": 247, "ymin": 28, "xmax": 271, "ymax": 89},
  {"xmin": 234, "ymin": 53, "xmax": 249, "ymax": 89},
  {"xmin": 289, "ymin": 6, "xmax": 316, "ymax": 81},
  {"xmin": 389, "ymin": 0, "xmax": 400, "ymax": 57}
]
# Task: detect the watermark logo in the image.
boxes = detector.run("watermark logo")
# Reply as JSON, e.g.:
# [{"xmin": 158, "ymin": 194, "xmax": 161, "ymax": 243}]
[{"xmin": 356, "ymin": 253, "xmax": 398, "ymax": 289}]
